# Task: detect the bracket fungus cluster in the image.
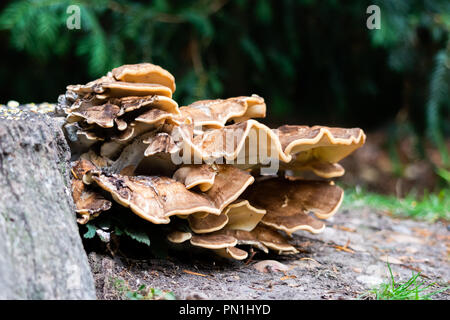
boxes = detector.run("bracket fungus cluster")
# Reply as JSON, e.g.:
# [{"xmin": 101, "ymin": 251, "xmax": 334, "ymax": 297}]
[{"xmin": 59, "ymin": 63, "xmax": 366, "ymax": 260}]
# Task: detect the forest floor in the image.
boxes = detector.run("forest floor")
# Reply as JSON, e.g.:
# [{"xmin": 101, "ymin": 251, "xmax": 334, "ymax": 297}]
[{"xmin": 87, "ymin": 205, "xmax": 449, "ymax": 300}]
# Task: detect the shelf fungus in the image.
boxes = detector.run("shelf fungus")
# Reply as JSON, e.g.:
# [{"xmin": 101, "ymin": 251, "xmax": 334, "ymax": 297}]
[
  {"xmin": 176, "ymin": 95, "xmax": 266, "ymax": 128},
  {"xmin": 60, "ymin": 63, "xmax": 366, "ymax": 260},
  {"xmin": 71, "ymin": 159, "xmax": 112, "ymax": 224}
]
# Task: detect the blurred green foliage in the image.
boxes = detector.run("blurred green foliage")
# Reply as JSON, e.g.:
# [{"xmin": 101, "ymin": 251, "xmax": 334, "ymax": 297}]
[
  {"xmin": 344, "ymin": 186, "xmax": 450, "ymax": 221},
  {"xmin": 0, "ymin": 0, "xmax": 449, "ymax": 168}
]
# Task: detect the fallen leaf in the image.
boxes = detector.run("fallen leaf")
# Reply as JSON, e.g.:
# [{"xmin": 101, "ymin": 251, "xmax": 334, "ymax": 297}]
[
  {"xmin": 332, "ymin": 239, "xmax": 355, "ymax": 254},
  {"xmin": 183, "ymin": 270, "xmax": 208, "ymax": 277},
  {"xmin": 379, "ymin": 255, "xmax": 403, "ymax": 265},
  {"xmin": 253, "ymin": 260, "xmax": 289, "ymax": 273},
  {"xmin": 333, "ymin": 225, "xmax": 356, "ymax": 233},
  {"xmin": 412, "ymin": 228, "xmax": 432, "ymax": 238},
  {"xmin": 280, "ymin": 275, "xmax": 296, "ymax": 281}
]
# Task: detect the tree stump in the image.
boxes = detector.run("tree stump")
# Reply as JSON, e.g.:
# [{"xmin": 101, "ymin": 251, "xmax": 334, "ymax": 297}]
[{"xmin": 0, "ymin": 114, "xmax": 96, "ymax": 299}]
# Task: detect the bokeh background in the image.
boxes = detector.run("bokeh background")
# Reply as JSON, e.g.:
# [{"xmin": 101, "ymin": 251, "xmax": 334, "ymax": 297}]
[{"xmin": 0, "ymin": 0, "xmax": 449, "ymax": 202}]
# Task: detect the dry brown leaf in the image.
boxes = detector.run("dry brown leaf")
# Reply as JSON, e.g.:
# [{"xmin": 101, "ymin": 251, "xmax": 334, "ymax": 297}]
[
  {"xmin": 333, "ymin": 225, "xmax": 356, "ymax": 233},
  {"xmin": 332, "ymin": 239, "xmax": 355, "ymax": 254},
  {"xmin": 183, "ymin": 270, "xmax": 208, "ymax": 277},
  {"xmin": 280, "ymin": 275, "xmax": 297, "ymax": 281}
]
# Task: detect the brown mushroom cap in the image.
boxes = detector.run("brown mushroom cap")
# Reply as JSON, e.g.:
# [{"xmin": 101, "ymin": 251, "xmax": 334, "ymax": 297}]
[
  {"xmin": 67, "ymin": 95, "xmax": 179, "ymax": 133},
  {"xmin": 276, "ymin": 125, "xmax": 366, "ymax": 163},
  {"xmin": 112, "ymin": 122, "xmax": 154, "ymax": 142},
  {"xmin": 101, "ymin": 82, "xmax": 173, "ymax": 98},
  {"xmin": 90, "ymin": 166, "xmax": 254, "ymax": 224},
  {"xmin": 115, "ymin": 118, "xmax": 128, "ymax": 131},
  {"xmin": 173, "ymin": 120, "xmax": 365, "ymax": 165},
  {"xmin": 171, "ymin": 225, "xmax": 298, "ymax": 259},
  {"xmin": 68, "ymin": 103, "xmax": 121, "ymax": 128},
  {"xmin": 177, "ymin": 95, "xmax": 266, "ymax": 128},
  {"xmin": 168, "ymin": 121, "xmax": 365, "ymax": 172},
  {"xmin": 72, "ymin": 179, "xmax": 112, "ymax": 224},
  {"xmin": 171, "ymin": 223, "xmax": 299, "ymax": 259},
  {"xmin": 175, "ymin": 119, "xmax": 290, "ymax": 164},
  {"xmin": 216, "ymin": 225, "xmax": 297, "ymax": 255},
  {"xmin": 114, "ymin": 95, "xmax": 180, "ymax": 115},
  {"xmin": 111, "ymin": 63, "xmax": 176, "ymax": 93},
  {"xmin": 71, "ymin": 158, "xmax": 97, "ymax": 179},
  {"xmin": 91, "ymin": 174, "xmax": 219, "ymax": 224},
  {"xmin": 71, "ymin": 129, "xmax": 105, "ymax": 152},
  {"xmin": 188, "ymin": 211, "xmax": 229, "ymax": 234},
  {"xmin": 64, "ymin": 94, "xmax": 178, "ymax": 136},
  {"xmin": 66, "ymin": 75, "xmax": 115, "ymax": 95},
  {"xmin": 64, "ymin": 95, "xmax": 178, "ymax": 134},
  {"xmin": 199, "ymin": 165, "xmax": 255, "ymax": 211},
  {"xmin": 213, "ymin": 229, "xmax": 268, "ymax": 253},
  {"xmin": 100, "ymin": 122, "xmax": 159, "ymax": 159},
  {"xmin": 283, "ymin": 160, "xmax": 345, "ymax": 179},
  {"xmin": 143, "ymin": 132, "xmax": 179, "ymax": 157},
  {"xmin": 223, "ymin": 199, "xmax": 266, "ymax": 231},
  {"xmin": 187, "ymin": 198, "xmax": 265, "ymax": 234},
  {"xmin": 107, "ymin": 129, "xmax": 173, "ymax": 174},
  {"xmin": 64, "ymin": 93, "xmax": 115, "ymax": 114},
  {"xmin": 231, "ymin": 95, "xmax": 267, "ymax": 123},
  {"xmin": 243, "ymin": 178, "xmax": 344, "ymax": 235},
  {"xmin": 134, "ymin": 108, "xmax": 178, "ymax": 126},
  {"xmin": 169, "ymin": 232, "xmax": 249, "ymax": 260},
  {"xmin": 251, "ymin": 225, "xmax": 298, "ymax": 254},
  {"xmin": 68, "ymin": 79, "xmax": 173, "ymax": 98},
  {"xmin": 71, "ymin": 160, "xmax": 111, "ymax": 224},
  {"xmin": 78, "ymin": 129, "xmax": 105, "ymax": 141},
  {"xmin": 167, "ymin": 231, "xmax": 192, "ymax": 244},
  {"xmin": 172, "ymin": 164, "xmax": 217, "ymax": 191},
  {"xmin": 262, "ymin": 213, "xmax": 326, "ymax": 236},
  {"xmin": 214, "ymin": 247, "xmax": 248, "ymax": 260},
  {"xmin": 190, "ymin": 234, "xmax": 237, "ymax": 249}
]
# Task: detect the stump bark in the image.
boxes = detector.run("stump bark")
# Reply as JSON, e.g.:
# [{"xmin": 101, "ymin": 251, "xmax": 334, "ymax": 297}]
[{"xmin": 0, "ymin": 114, "xmax": 96, "ymax": 299}]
